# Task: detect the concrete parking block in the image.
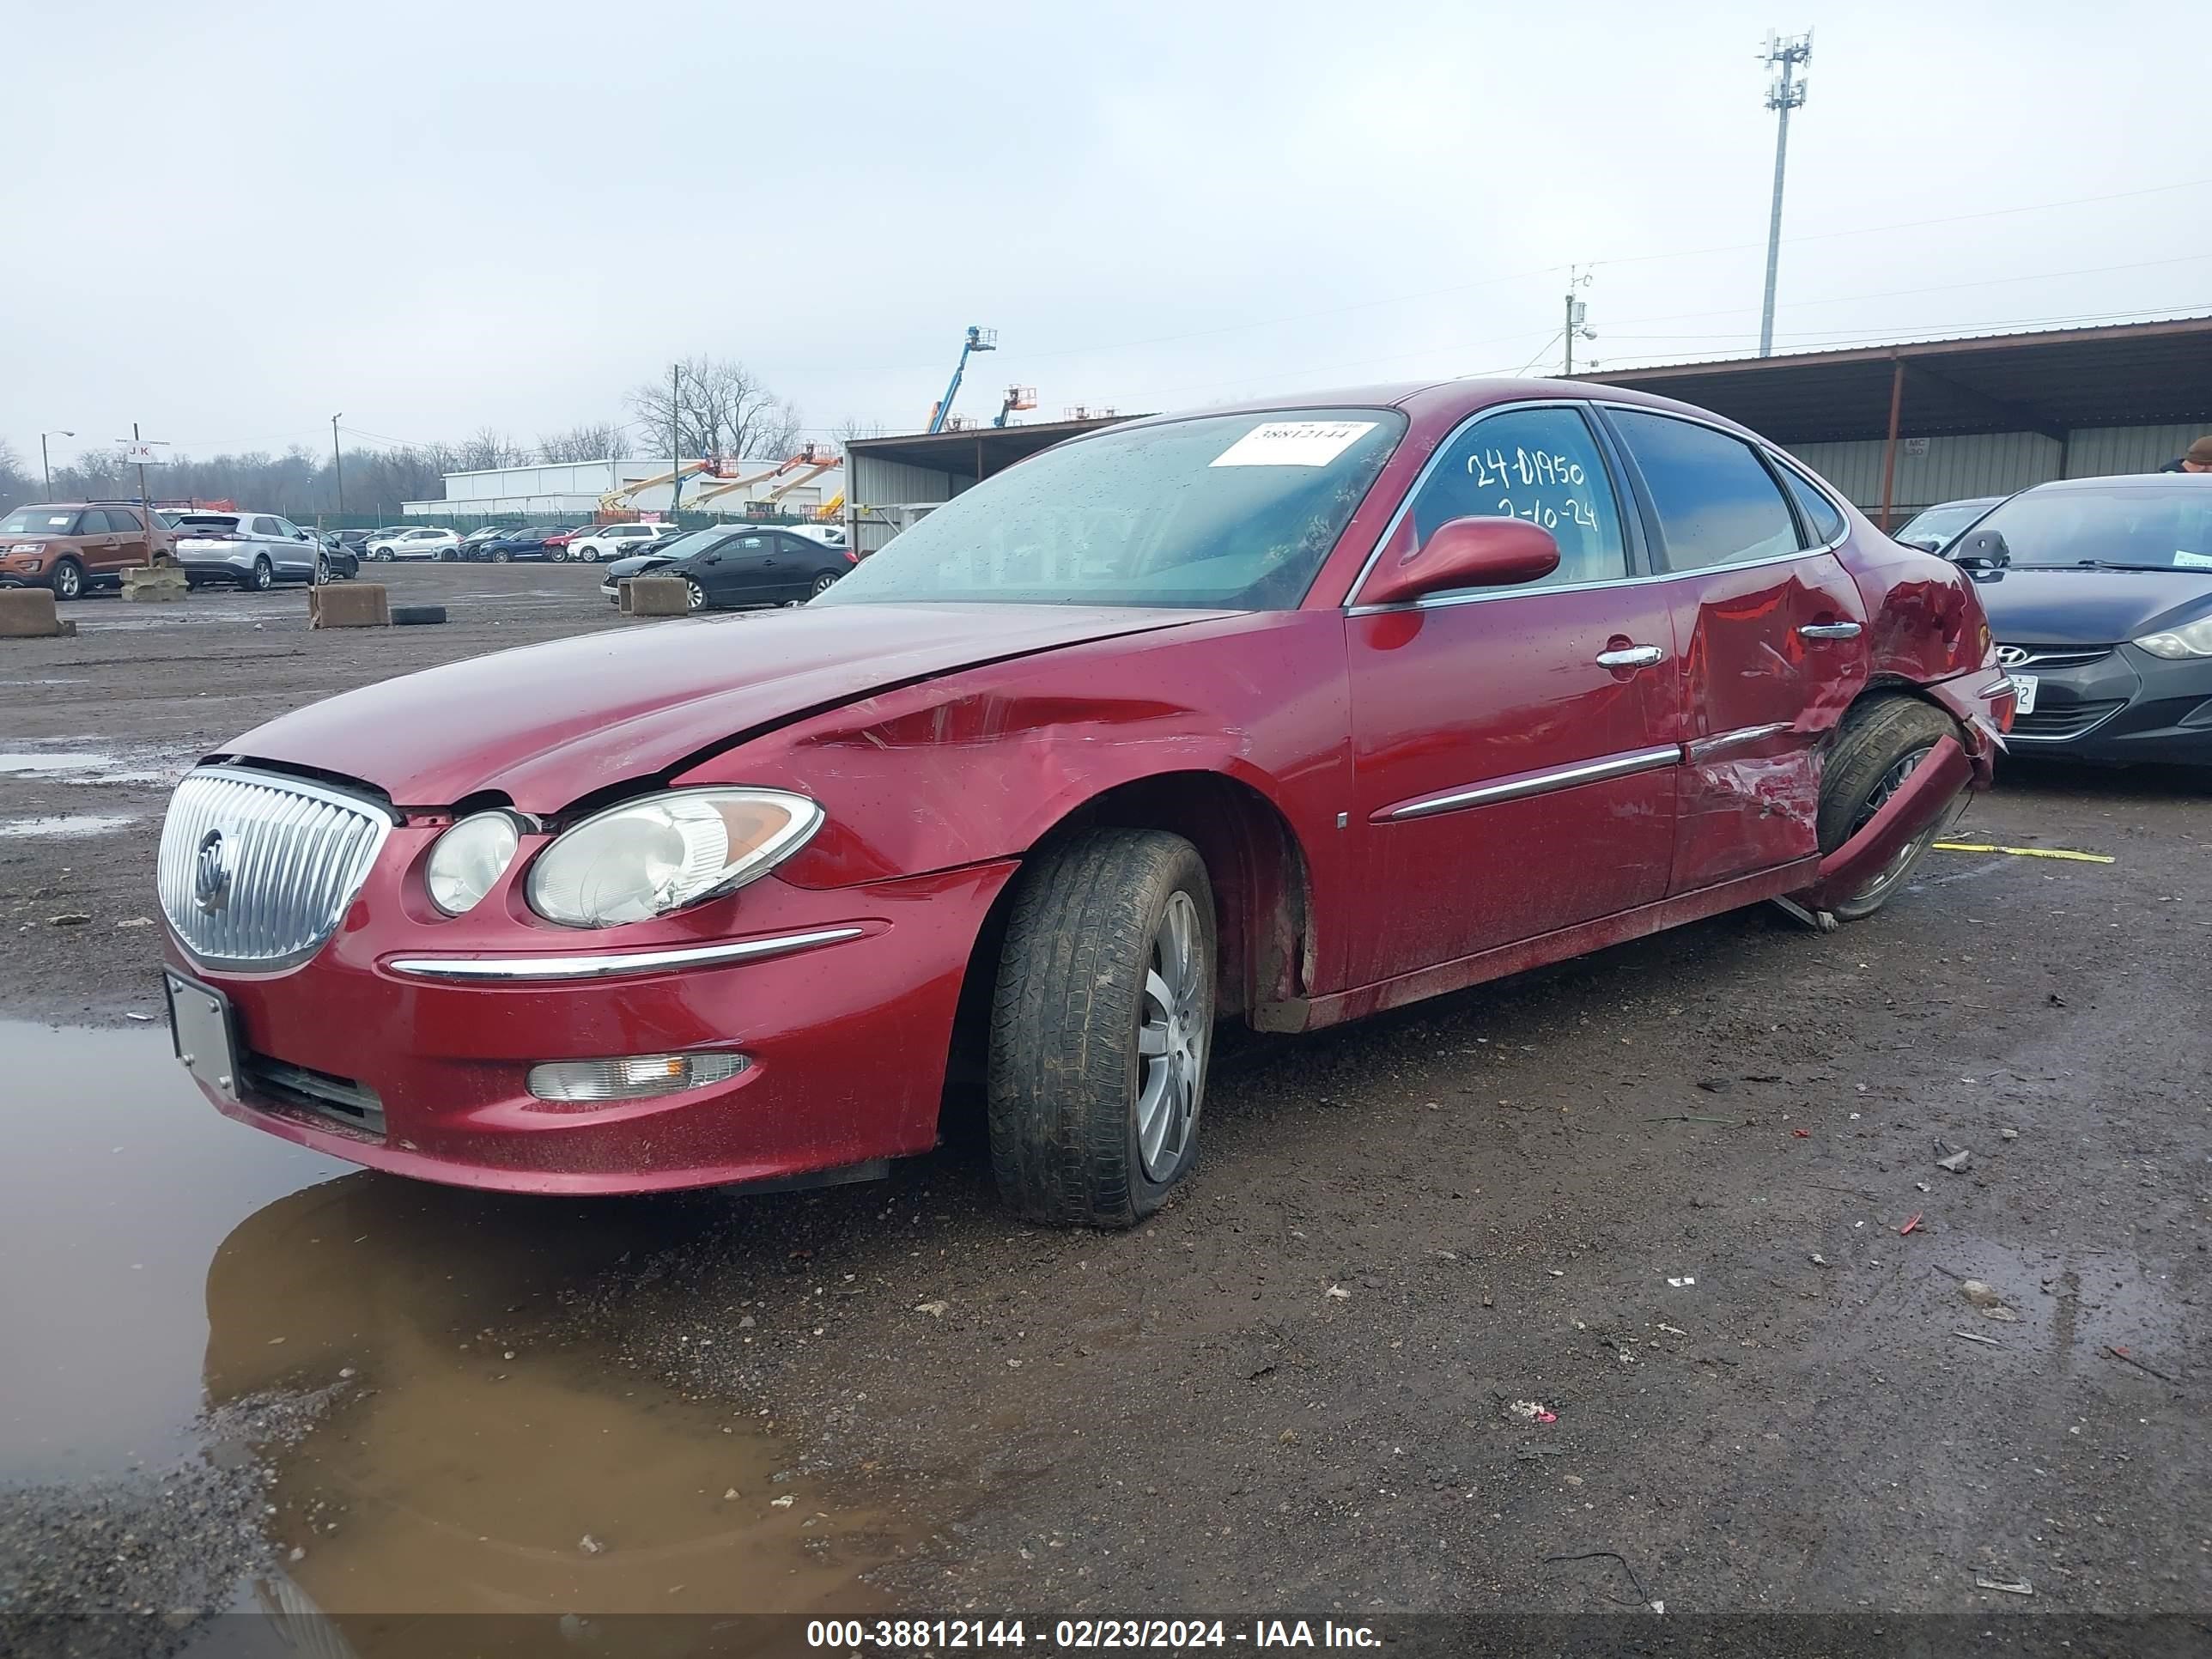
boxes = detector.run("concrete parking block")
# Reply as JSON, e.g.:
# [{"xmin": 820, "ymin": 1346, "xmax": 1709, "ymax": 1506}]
[
  {"xmin": 0, "ymin": 588, "xmax": 76, "ymax": 637},
  {"xmin": 309, "ymin": 584, "xmax": 392, "ymax": 629},
  {"xmin": 121, "ymin": 567, "xmax": 189, "ymax": 603},
  {"xmin": 622, "ymin": 576, "xmax": 690, "ymax": 617}
]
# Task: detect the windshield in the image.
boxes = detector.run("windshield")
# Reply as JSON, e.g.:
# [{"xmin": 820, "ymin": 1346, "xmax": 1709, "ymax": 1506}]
[
  {"xmin": 1974, "ymin": 483, "xmax": 2212, "ymax": 569},
  {"xmin": 646, "ymin": 531, "xmax": 725, "ymax": 562},
  {"xmin": 817, "ymin": 409, "xmax": 1407, "ymax": 609},
  {"xmin": 1896, "ymin": 500, "xmax": 1996, "ymax": 548},
  {"xmin": 0, "ymin": 507, "xmax": 80, "ymax": 535}
]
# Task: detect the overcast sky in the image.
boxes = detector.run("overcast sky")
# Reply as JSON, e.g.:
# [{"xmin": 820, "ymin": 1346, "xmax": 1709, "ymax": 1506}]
[{"xmin": 5, "ymin": 0, "xmax": 2206, "ymax": 473}]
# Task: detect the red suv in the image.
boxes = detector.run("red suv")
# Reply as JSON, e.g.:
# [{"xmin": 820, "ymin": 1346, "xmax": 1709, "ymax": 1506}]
[{"xmin": 0, "ymin": 501, "xmax": 177, "ymax": 599}]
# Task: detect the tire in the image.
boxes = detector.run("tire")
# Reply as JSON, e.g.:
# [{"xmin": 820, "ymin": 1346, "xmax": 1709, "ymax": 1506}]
[
  {"xmin": 492, "ymin": 549, "xmax": 511, "ymax": 563},
  {"xmin": 684, "ymin": 578, "xmax": 708, "ymax": 611},
  {"xmin": 580, "ymin": 546, "xmax": 599, "ymax": 563},
  {"xmin": 987, "ymin": 830, "xmax": 1217, "ymax": 1227},
  {"xmin": 376, "ymin": 548, "xmax": 394, "ymax": 562},
  {"xmin": 313, "ymin": 555, "xmax": 330, "ymax": 585},
  {"xmin": 809, "ymin": 570, "xmax": 840, "ymax": 598},
  {"xmin": 50, "ymin": 558, "xmax": 84, "ymax": 601},
  {"xmin": 1817, "ymin": 696, "xmax": 1963, "ymax": 921},
  {"xmin": 249, "ymin": 556, "xmax": 274, "ymax": 592},
  {"xmin": 549, "ymin": 547, "xmax": 568, "ymax": 562},
  {"xmin": 391, "ymin": 605, "xmax": 447, "ymax": 626}
]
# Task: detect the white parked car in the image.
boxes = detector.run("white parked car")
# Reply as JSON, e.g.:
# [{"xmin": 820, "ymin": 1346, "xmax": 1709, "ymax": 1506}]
[
  {"xmin": 567, "ymin": 523, "xmax": 670, "ymax": 563},
  {"xmin": 365, "ymin": 526, "xmax": 460, "ymax": 562}
]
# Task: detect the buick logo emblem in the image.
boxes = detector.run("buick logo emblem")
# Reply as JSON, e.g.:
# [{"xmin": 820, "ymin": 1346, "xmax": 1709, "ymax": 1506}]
[
  {"xmin": 1995, "ymin": 646, "xmax": 2030, "ymax": 667},
  {"xmin": 194, "ymin": 829, "xmax": 233, "ymax": 913}
]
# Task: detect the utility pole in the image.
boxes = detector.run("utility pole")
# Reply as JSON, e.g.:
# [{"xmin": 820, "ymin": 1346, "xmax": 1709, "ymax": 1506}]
[
  {"xmin": 1758, "ymin": 29, "xmax": 1812, "ymax": 357},
  {"xmin": 40, "ymin": 429, "xmax": 75, "ymax": 496},
  {"xmin": 1562, "ymin": 267, "xmax": 1595, "ymax": 376},
  {"xmin": 331, "ymin": 415, "xmax": 344, "ymax": 518},
  {"xmin": 666, "ymin": 362, "xmax": 685, "ymax": 519},
  {"xmin": 132, "ymin": 422, "xmax": 149, "ymax": 510}
]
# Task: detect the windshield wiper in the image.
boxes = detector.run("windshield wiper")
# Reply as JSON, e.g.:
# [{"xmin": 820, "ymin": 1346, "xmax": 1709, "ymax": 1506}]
[{"xmin": 2019, "ymin": 560, "xmax": 2198, "ymax": 573}]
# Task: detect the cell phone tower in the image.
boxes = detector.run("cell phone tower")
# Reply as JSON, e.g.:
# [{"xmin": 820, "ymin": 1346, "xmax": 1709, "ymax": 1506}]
[{"xmin": 1758, "ymin": 29, "xmax": 1813, "ymax": 358}]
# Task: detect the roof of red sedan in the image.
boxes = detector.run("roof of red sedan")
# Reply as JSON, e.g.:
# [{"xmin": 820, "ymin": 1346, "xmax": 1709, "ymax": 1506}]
[{"xmin": 1117, "ymin": 377, "xmax": 1765, "ymax": 439}]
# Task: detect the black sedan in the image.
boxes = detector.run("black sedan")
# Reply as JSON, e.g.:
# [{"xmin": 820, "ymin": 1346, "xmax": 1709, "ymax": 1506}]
[
  {"xmin": 1951, "ymin": 474, "xmax": 2212, "ymax": 765},
  {"xmin": 597, "ymin": 526, "xmax": 856, "ymax": 611},
  {"xmin": 477, "ymin": 526, "xmax": 571, "ymax": 562},
  {"xmin": 1893, "ymin": 495, "xmax": 2002, "ymax": 553}
]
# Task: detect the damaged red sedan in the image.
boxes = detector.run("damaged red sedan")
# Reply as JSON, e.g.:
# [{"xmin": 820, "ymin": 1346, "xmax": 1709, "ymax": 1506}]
[{"xmin": 158, "ymin": 381, "xmax": 2012, "ymax": 1224}]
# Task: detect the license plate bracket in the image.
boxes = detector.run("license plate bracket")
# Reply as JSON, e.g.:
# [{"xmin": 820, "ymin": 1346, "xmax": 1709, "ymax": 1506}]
[
  {"xmin": 2009, "ymin": 672, "xmax": 2039, "ymax": 716},
  {"xmin": 166, "ymin": 971, "xmax": 241, "ymax": 1102}
]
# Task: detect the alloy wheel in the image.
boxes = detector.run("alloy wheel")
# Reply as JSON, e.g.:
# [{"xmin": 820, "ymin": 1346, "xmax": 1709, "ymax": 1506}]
[{"xmin": 1135, "ymin": 890, "xmax": 1206, "ymax": 1182}]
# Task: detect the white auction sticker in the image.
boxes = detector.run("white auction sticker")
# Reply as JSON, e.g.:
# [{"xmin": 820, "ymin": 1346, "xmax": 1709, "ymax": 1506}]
[
  {"xmin": 2172, "ymin": 550, "xmax": 2212, "ymax": 569},
  {"xmin": 1211, "ymin": 420, "xmax": 1378, "ymax": 468}
]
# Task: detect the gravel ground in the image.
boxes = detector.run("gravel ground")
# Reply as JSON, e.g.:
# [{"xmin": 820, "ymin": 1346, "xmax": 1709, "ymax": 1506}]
[{"xmin": 2, "ymin": 564, "xmax": 2205, "ymax": 1645}]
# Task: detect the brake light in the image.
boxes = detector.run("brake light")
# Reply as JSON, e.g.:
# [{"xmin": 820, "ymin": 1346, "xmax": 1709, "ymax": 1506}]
[
  {"xmin": 842, "ymin": 549, "xmax": 859, "ymax": 563},
  {"xmin": 1992, "ymin": 678, "xmax": 2019, "ymax": 734}
]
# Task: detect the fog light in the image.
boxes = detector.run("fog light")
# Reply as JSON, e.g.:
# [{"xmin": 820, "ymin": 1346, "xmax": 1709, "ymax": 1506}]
[{"xmin": 526, "ymin": 1052, "xmax": 749, "ymax": 1103}]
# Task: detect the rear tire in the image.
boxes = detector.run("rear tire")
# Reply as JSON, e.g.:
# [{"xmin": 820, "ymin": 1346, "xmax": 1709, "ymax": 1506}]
[
  {"xmin": 1818, "ymin": 696, "xmax": 1962, "ymax": 921},
  {"xmin": 809, "ymin": 570, "xmax": 840, "ymax": 597},
  {"xmin": 249, "ymin": 556, "xmax": 274, "ymax": 592},
  {"xmin": 986, "ymin": 830, "xmax": 1216, "ymax": 1228},
  {"xmin": 51, "ymin": 558, "xmax": 84, "ymax": 601}
]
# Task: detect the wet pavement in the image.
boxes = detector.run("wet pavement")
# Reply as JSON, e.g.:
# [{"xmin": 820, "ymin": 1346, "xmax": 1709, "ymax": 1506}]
[{"xmin": 0, "ymin": 1022, "xmax": 919, "ymax": 1638}]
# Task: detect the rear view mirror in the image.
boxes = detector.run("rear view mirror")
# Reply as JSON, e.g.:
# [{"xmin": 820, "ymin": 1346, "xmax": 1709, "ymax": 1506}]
[
  {"xmin": 1950, "ymin": 528, "xmax": 2011, "ymax": 569},
  {"xmin": 1359, "ymin": 516, "xmax": 1560, "ymax": 607}
]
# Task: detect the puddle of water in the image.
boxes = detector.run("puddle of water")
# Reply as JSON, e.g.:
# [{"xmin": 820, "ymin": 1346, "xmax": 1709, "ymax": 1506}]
[
  {"xmin": 0, "ymin": 750, "xmax": 116, "ymax": 776},
  {"xmin": 2, "ymin": 1024, "xmax": 917, "ymax": 1620},
  {"xmin": 0, "ymin": 1022, "xmax": 349, "ymax": 1483},
  {"xmin": 0, "ymin": 812, "xmax": 137, "ymax": 839}
]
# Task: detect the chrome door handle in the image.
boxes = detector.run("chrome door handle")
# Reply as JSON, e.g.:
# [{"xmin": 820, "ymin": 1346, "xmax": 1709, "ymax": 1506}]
[
  {"xmin": 1595, "ymin": 645, "xmax": 1665, "ymax": 668},
  {"xmin": 1797, "ymin": 622, "xmax": 1863, "ymax": 640}
]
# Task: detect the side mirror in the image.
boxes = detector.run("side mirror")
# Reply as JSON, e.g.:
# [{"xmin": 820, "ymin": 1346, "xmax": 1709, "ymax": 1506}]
[
  {"xmin": 1950, "ymin": 528, "xmax": 2011, "ymax": 569},
  {"xmin": 1359, "ymin": 516, "xmax": 1560, "ymax": 607}
]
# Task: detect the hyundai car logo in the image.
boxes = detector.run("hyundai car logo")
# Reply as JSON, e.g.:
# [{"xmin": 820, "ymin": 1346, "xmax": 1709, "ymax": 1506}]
[
  {"xmin": 1995, "ymin": 646, "xmax": 2029, "ymax": 667},
  {"xmin": 194, "ymin": 828, "xmax": 233, "ymax": 913}
]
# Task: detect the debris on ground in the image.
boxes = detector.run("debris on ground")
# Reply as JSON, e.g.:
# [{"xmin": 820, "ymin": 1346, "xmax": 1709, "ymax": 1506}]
[
  {"xmin": 2104, "ymin": 1345, "xmax": 2177, "ymax": 1382},
  {"xmin": 114, "ymin": 916, "xmax": 154, "ymax": 929},
  {"xmin": 1544, "ymin": 1549, "xmax": 1662, "ymax": 1613},
  {"xmin": 1975, "ymin": 1576, "xmax": 2034, "ymax": 1596},
  {"xmin": 1951, "ymin": 1329, "xmax": 2002, "ymax": 1348},
  {"xmin": 1934, "ymin": 1140, "xmax": 1972, "ymax": 1173},
  {"xmin": 2000, "ymin": 1128, "xmax": 2019, "ymax": 1140},
  {"xmin": 770, "ymin": 1495, "xmax": 795, "ymax": 1508},
  {"xmin": 913, "ymin": 1301, "xmax": 949, "ymax": 1317},
  {"xmin": 1666, "ymin": 1276, "xmax": 1696, "ymax": 1287},
  {"xmin": 1960, "ymin": 1280, "xmax": 2002, "ymax": 1308},
  {"xmin": 1898, "ymin": 1212, "xmax": 1923, "ymax": 1236},
  {"xmin": 1810, "ymin": 1253, "xmax": 1827, "ymax": 1267},
  {"xmin": 1324, "ymin": 1284, "xmax": 1352, "ymax": 1299},
  {"xmin": 46, "ymin": 914, "xmax": 91, "ymax": 927},
  {"xmin": 1505, "ymin": 1400, "xmax": 1558, "ymax": 1425},
  {"xmin": 578, "ymin": 1534, "xmax": 605, "ymax": 1554}
]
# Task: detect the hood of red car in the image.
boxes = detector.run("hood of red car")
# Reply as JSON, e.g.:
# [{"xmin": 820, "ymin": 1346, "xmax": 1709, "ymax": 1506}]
[{"xmin": 224, "ymin": 604, "xmax": 1225, "ymax": 811}]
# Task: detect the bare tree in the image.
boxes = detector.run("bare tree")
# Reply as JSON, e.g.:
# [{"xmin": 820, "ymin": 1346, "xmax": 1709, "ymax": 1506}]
[
  {"xmin": 535, "ymin": 423, "xmax": 631, "ymax": 464},
  {"xmin": 833, "ymin": 416, "xmax": 886, "ymax": 448},
  {"xmin": 628, "ymin": 356, "xmax": 802, "ymax": 461},
  {"xmin": 0, "ymin": 438, "xmax": 33, "ymax": 514},
  {"xmin": 453, "ymin": 428, "xmax": 531, "ymax": 472}
]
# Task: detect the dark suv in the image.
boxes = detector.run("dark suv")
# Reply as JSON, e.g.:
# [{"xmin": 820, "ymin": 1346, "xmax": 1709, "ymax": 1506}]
[{"xmin": 0, "ymin": 502, "xmax": 177, "ymax": 599}]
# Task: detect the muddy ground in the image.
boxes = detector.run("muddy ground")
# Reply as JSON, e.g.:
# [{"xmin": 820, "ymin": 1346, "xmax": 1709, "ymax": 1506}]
[{"xmin": 2, "ymin": 565, "xmax": 2207, "ymax": 1653}]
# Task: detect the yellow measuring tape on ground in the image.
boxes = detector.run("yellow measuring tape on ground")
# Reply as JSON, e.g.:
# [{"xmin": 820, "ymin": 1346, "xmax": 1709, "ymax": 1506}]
[{"xmin": 1932, "ymin": 842, "xmax": 2116, "ymax": 865}]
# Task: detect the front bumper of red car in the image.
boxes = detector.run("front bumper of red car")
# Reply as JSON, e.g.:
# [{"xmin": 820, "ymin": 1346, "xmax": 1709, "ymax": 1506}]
[{"xmin": 162, "ymin": 833, "xmax": 1016, "ymax": 1196}]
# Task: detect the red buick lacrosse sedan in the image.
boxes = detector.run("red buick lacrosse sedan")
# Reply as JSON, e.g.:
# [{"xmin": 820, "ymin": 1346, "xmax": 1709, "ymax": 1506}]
[{"xmin": 158, "ymin": 380, "xmax": 2011, "ymax": 1225}]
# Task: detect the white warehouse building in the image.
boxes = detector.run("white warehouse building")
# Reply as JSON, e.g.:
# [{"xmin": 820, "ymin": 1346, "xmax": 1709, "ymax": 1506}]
[{"xmin": 404, "ymin": 455, "xmax": 844, "ymax": 522}]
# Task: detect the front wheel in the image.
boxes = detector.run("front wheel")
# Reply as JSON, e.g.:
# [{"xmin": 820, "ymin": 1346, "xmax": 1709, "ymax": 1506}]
[
  {"xmin": 492, "ymin": 549, "xmax": 511, "ymax": 563},
  {"xmin": 1817, "ymin": 697, "xmax": 1962, "ymax": 921},
  {"xmin": 51, "ymin": 557, "xmax": 84, "ymax": 601},
  {"xmin": 987, "ymin": 830, "xmax": 1216, "ymax": 1227},
  {"xmin": 578, "ymin": 546, "xmax": 599, "ymax": 563},
  {"xmin": 684, "ymin": 578, "xmax": 708, "ymax": 611}
]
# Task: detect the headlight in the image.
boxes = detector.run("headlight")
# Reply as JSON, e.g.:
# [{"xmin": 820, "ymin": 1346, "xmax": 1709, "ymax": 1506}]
[
  {"xmin": 526, "ymin": 788, "xmax": 822, "ymax": 928},
  {"xmin": 425, "ymin": 811, "xmax": 522, "ymax": 915},
  {"xmin": 2134, "ymin": 616, "xmax": 2212, "ymax": 659}
]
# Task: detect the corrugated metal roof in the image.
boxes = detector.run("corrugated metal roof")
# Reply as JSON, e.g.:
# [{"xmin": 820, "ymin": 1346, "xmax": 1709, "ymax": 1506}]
[{"xmin": 1577, "ymin": 315, "xmax": 2212, "ymax": 444}]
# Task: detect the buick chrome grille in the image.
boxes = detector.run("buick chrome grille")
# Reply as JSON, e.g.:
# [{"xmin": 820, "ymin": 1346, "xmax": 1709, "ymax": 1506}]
[{"xmin": 158, "ymin": 768, "xmax": 393, "ymax": 971}]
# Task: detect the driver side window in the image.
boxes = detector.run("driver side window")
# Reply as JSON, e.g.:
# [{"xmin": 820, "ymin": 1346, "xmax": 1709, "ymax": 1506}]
[{"xmin": 1407, "ymin": 405, "xmax": 1629, "ymax": 589}]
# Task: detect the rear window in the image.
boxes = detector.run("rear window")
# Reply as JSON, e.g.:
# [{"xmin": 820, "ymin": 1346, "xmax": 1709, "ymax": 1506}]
[
  {"xmin": 2, "ymin": 508, "xmax": 81, "ymax": 536},
  {"xmin": 178, "ymin": 514, "xmax": 241, "ymax": 533}
]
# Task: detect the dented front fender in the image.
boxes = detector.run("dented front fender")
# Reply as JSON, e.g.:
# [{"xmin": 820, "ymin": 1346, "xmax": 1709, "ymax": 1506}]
[{"xmin": 1796, "ymin": 734, "xmax": 1972, "ymax": 909}]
